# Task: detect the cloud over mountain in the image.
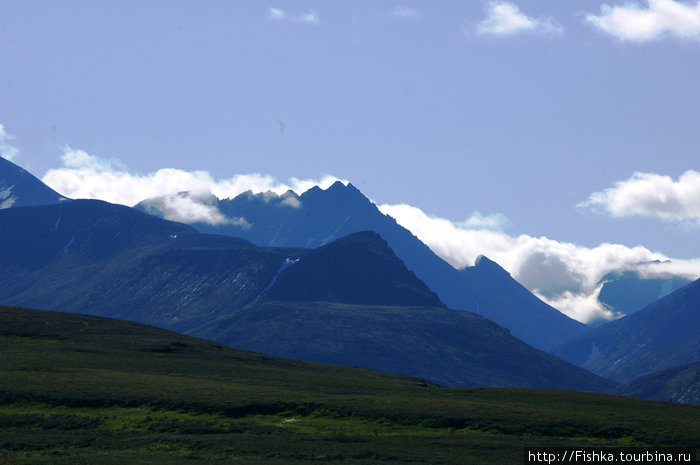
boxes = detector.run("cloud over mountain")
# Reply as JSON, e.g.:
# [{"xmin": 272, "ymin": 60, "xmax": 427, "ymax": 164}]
[
  {"xmin": 580, "ymin": 170, "xmax": 700, "ymax": 222},
  {"xmin": 42, "ymin": 147, "xmax": 345, "ymax": 208},
  {"xmin": 37, "ymin": 147, "xmax": 700, "ymax": 324},
  {"xmin": 378, "ymin": 202, "xmax": 700, "ymax": 324},
  {"xmin": 476, "ymin": 2, "xmax": 563, "ymax": 36},
  {"xmin": 586, "ymin": 0, "xmax": 700, "ymax": 41}
]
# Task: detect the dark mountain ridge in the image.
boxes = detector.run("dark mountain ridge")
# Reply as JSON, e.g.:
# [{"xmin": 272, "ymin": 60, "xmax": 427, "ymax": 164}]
[
  {"xmin": 0, "ymin": 156, "xmax": 68, "ymax": 209},
  {"xmin": 0, "ymin": 199, "xmax": 611, "ymax": 390}
]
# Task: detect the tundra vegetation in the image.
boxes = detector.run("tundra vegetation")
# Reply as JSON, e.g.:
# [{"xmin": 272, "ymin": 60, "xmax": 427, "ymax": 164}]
[{"xmin": 1, "ymin": 306, "xmax": 698, "ymax": 465}]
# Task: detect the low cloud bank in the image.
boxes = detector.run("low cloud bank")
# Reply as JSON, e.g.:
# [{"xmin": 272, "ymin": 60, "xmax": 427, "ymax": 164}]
[
  {"xmin": 43, "ymin": 148, "xmax": 345, "ymax": 205},
  {"xmin": 378, "ymin": 203, "xmax": 700, "ymax": 324},
  {"xmin": 40, "ymin": 147, "xmax": 700, "ymax": 324},
  {"xmin": 42, "ymin": 148, "xmax": 345, "ymax": 225}
]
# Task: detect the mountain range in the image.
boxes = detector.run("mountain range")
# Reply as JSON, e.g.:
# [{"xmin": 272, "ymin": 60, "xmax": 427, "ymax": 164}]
[
  {"xmin": 137, "ymin": 184, "xmax": 587, "ymax": 351},
  {"xmin": 2, "ymin": 157, "xmax": 698, "ymax": 397},
  {"xmin": 0, "ymin": 193, "xmax": 610, "ymax": 390}
]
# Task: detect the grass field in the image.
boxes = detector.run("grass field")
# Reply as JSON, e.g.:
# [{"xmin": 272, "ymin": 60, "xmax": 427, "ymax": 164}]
[{"xmin": 0, "ymin": 306, "xmax": 697, "ymax": 464}]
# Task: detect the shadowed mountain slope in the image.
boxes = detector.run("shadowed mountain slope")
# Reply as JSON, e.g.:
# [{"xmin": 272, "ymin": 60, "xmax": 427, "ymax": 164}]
[
  {"xmin": 609, "ymin": 362, "xmax": 700, "ymax": 405},
  {"xmin": 0, "ymin": 200, "xmax": 609, "ymax": 390},
  {"xmin": 186, "ymin": 301, "xmax": 614, "ymax": 390},
  {"xmin": 0, "ymin": 156, "xmax": 68, "ymax": 209},
  {"xmin": 555, "ymin": 278, "xmax": 700, "ymax": 383}
]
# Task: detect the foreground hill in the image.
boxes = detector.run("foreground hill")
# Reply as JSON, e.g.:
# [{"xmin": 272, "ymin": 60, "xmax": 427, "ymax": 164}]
[
  {"xmin": 0, "ymin": 156, "xmax": 68, "ymax": 209},
  {"xmin": 555, "ymin": 278, "xmax": 700, "ymax": 383},
  {"xmin": 0, "ymin": 306, "xmax": 697, "ymax": 465},
  {"xmin": 610, "ymin": 362, "xmax": 700, "ymax": 405},
  {"xmin": 138, "ymin": 182, "xmax": 587, "ymax": 351},
  {"xmin": 0, "ymin": 200, "xmax": 609, "ymax": 389}
]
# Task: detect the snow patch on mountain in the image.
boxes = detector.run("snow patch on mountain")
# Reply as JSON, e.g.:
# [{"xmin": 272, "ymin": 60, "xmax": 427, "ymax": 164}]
[
  {"xmin": 262, "ymin": 258, "xmax": 300, "ymax": 294},
  {"xmin": 0, "ymin": 186, "xmax": 16, "ymax": 209}
]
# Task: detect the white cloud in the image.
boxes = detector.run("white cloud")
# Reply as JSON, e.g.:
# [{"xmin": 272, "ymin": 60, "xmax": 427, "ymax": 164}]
[
  {"xmin": 580, "ymin": 170, "xmax": 700, "ymax": 222},
  {"xmin": 295, "ymin": 10, "xmax": 319, "ymax": 25},
  {"xmin": 535, "ymin": 284, "xmax": 623, "ymax": 325},
  {"xmin": 476, "ymin": 2, "xmax": 563, "ymax": 36},
  {"xmin": 586, "ymin": 0, "xmax": 700, "ymax": 42},
  {"xmin": 139, "ymin": 191, "xmax": 251, "ymax": 226},
  {"xmin": 266, "ymin": 7, "xmax": 319, "ymax": 25},
  {"xmin": 391, "ymin": 6, "xmax": 419, "ymax": 20},
  {"xmin": 0, "ymin": 124, "xmax": 20, "ymax": 161},
  {"xmin": 378, "ymin": 202, "xmax": 700, "ymax": 324},
  {"xmin": 267, "ymin": 7, "xmax": 287, "ymax": 21},
  {"xmin": 42, "ymin": 147, "xmax": 346, "ymax": 208}
]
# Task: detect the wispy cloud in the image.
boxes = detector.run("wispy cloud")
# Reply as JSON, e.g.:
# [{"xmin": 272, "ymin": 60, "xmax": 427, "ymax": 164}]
[
  {"xmin": 391, "ymin": 6, "xmax": 420, "ymax": 20},
  {"xmin": 579, "ymin": 170, "xmax": 700, "ymax": 222},
  {"xmin": 267, "ymin": 7, "xmax": 286, "ymax": 21},
  {"xmin": 42, "ymin": 147, "xmax": 345, "ymax": 207},
  {"xmin": 476, "ymin": 1, "xmax": 563, "ymax": 36},
  {"xmin": 586, "ymin": 0, "xmax": 700, "ymax": 42},
  {"xmin": 267, "ymin": 7, "xmax": 319, "ymax": 25},
  {"xmin": 295, "ymin": 10, "xmax": 320, "ymax": 25},
  {"xmin": 0, "ymin": 124, "xmax": 20, "ymax": 161},
  {"xmin": 378, "ymin": 202, "xmax": 699, "ymax": 324},
  {"xmin": 139, "ymin": 192, "xmax": 251, "ymax": 226}
]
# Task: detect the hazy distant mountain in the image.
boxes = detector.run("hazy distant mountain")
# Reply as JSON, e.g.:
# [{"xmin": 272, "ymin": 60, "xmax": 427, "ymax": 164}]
[
  {"xmin": 555, "ymin": 279, "xmax": 700, "ymax": 383},
  {"xmin": 0, "ymin": 199, "xmax": 611, "ymax": 390},
  {"xmin": 137, "ymin": 183, "xmax": 587, "ymax": 351},
  {"xmin": 0, "ymin": 157, "xmax": 69, "ymax": 208},
  {"xmin": 598, "ymin": 269, "xmax": 691, "ymax": 317},
  {"xmin": 610, "ymin": 362, "xmax": 700, "ymax": 405}
]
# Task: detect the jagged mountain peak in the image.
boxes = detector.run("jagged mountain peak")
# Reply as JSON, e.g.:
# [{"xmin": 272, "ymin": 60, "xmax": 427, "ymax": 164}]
[
  {"xmin": 262, "ymin": 230, "xmax": 445, "ymax": 308},
  {"xmin": 473, "ymin": 255, "xmax": 509, "ymax": 275},
  {"xmin": 137, "ymin": 179, "xmax": 588, "ymax": 350},
  {"xmin": 300, "ymin": 181, "xmax": 369, "ymax": 206}
]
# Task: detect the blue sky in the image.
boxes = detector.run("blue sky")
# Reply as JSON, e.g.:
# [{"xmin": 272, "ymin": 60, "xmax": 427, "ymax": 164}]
[{"xmin": 3, "ymin": 0, "xmax": 700, "ymax": 322}]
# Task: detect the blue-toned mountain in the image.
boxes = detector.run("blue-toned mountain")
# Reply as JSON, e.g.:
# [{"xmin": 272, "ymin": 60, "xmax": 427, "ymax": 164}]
[
  {"xmin": 555, "ymin": 278, "xmax": 700, "ymax": 383},
  {"xmin": 138, "ymin": 182, "xmax": 587, "ymax": 351},
  {"xmin": 0, "ymin": 157, "xmax": 68, "ymax": 209},
  {"xmin": 0, "ymin": 199, "xmax": 611, "ymax": 390},
  {"xmin": 610, "ymin": 362, "xmax": 700, "ymax": 405},
  {"xmin": 598, "ymin": 269, "xmax": 690, "ymax": 317}
]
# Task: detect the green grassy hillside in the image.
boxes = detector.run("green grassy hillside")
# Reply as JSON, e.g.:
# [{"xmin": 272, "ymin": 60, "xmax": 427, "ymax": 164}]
[{"xmin": 1, "ymin": 305, "xmax": 698, "ymax": 465}]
